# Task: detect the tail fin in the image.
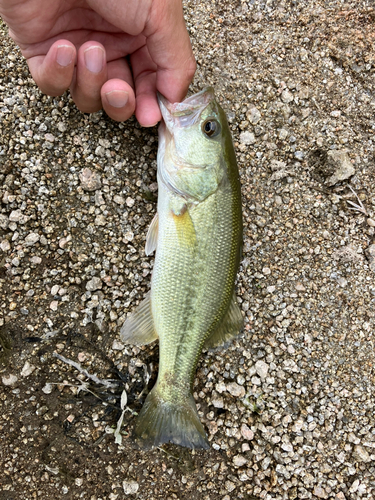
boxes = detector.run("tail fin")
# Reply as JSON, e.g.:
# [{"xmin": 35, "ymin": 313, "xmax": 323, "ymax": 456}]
[{"xmin": 135, "ymin": 388, "xmax": 209, "ymax": 450}]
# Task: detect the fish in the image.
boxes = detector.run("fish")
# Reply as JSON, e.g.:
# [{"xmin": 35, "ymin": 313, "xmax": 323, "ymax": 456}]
[{"xmin": 120, "ymin": 87, "xmax": 243, "ymax": 449}]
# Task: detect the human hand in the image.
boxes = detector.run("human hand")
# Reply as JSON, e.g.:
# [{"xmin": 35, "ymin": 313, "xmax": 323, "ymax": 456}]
[{"xmin": 0, "ymin": 0, "xmax": 196, "ymax": 126}]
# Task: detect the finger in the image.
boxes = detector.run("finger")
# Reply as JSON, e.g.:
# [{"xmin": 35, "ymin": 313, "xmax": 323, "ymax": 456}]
[
  {"xmin": 101, "ymin": 60, "xmax": 136, "ymax": 121},
  {"xmin": 131, "ymin": 45, "xmax": 161, "ymax": 127},
  {"xmin": 26, "ymin": 39, "xmax": 76, "ymax": 96},
  {"xmin": 145, "ymin": 0, "xmax": 196, "ymax": 103},
  {"xmin": 70, "ymin": 41, "xmax": 108, "ymax": 113}
]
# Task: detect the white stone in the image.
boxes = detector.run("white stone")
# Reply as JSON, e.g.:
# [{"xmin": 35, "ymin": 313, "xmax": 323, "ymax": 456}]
[
  {"xmin": 226, "ymin": 382, "xmax": 245, "ymax": 398},
  {"xmin": 0, "ymin": 240, "xmax": 10, "ymax": 252},
  {"xmin": 239, "ymin": 131, "xmax": 255, "ymax": 145},
  {"xmin": 2, "ymin": 374, "xmax": 18, "ymax": 386},
  {"xmin": 79, "ymin": 168, "xmax": 102, "ymax": 191},
  {"xmin": 21, "ymin": 361, "xmax": 36, "ymax": 377},
  {"xmin": 86, "ymin": 277, "xmax": 102, "ymax": 291},
  {"xmin": 123, "ymin": 480, "xmax": 139, "ymax": 495},
  {"xmin": 233, "ymin": 455, "xmax": 248, "ymax": 467},
  {"xmin": 240, "ymin": 423, "xmax": 254, "ymax": 440},
  {"xmin": 255, "ymin": 360, "xmax": 269, "ymax": 379}
]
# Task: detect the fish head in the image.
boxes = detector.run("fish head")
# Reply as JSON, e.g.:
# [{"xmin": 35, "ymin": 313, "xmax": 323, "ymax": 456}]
[{"xmin": 158, "ymin": 87, "xmax": 230, "ymax": 201}]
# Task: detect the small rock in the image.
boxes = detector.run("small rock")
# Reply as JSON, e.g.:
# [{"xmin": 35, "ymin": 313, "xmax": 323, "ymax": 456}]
[
  {"xmin": 95, "ymin": 214, "xmax": 106, "ymax": 226},
  {"xmin": 295, "ymin": 283, "xmax": 306, "ymax": 291},
  {"xmin": 352, "ymin": 444, "xmax": 371, "ymax": 463},
  {"xmin": 0, "ymin": 214, "xmax": 9, "ymax": 229},
  {"xmin": 240, "ymin": 423, "xmax": 254, "ymax": 440},
  {"xmin": 255, "ymin": 360, "xmax": 269, "ymax": 379},
  {"xmin": 30, "ymin": 256, "xmax": 42, "ymax": 264},
  {"xmin": 367, "ymin": 218, "xmax": 375, "ymax": 227},
  {"xmin": 212, "ymin": 395, "xmax": 224, "ymax": 408},
  {"xmin": 225, "ymin": 480, "xmax": 236, "ymax": 493},
  {"xmin": 113, "ymin": 195, "xmax": 125, "ymax": 205},
  {"xmin": 233, "ymin": 455, "xmax": 248, "ymax": 467},
  {"xmin": 2, "ymin": 374, "xmax": 18, "ymax": 386},
  {"xmin": 226, "ymin": 382, "xmax": 245, "ymax": 398},
  {"xmin": 206, "ymin": 420, "xmax": 218, "ymax": 435},
  {"xmin": 281, "ymin": 89, "xmax": 294, "ymax": 103},
  {"xmin": 86, "ymin": 277, "xmax": 102, "ymax": 291},
  {"xmin": 50, "ymin": 301, "xmax": 59, "ymax": 311},
  {"xmin": 51, "ymin": 285, "xmax": 60, "ymax": 295},
  {"xmin": 79, "ymin": 168, "xmax": 102, "ymax": 191},
  {"xmin": 313, "ymin": 486, "xmax": 328, "ymax": 499},
  {"xmin": 246, "ymin": 106, "xmax": 261, "ymax": 124},
  {"xmin": 325, "ymin": 150, "xmax": 355, "ymax": 186},
  {"xmin": 42, "ymin": 383, "xmax": 54, "ymax": 394},
  {"xmin": 9, "ymin": 210, "xmax": 23, "ymax": 222},
  {"xmin": 44, "ymin": 133, "xmax": 55, "ymax": 142},
  {"xmin": 21, "ymin": 361, "xmax": 36, "ymax": 377},
  {"xmin": 24, "ymin": 232, "xmax": 40, "ymax": 246},
  {"xmin": 112, "ymin": 340, "xmax": 125, "ymax": 351},
  {"xmin": 0, "ymin": 240, "xmax": 10, "ymax": 252},
  {"xmin": 126, "ymin": 197, "xmax": 135, "ymax": 208},
  {"xmin": 332, "ymin": 245, "xmax": 363, "ymax": 263},
  {"xmin": 123, "ymin": 480, "xmax": 139, "ymax": 495},
  {"xmin": 239, "ymin": 131, "xmax": 255, "ymax": 145}
]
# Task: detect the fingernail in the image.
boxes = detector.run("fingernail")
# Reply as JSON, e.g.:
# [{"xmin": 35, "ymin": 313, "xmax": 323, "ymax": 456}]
[
  {"xmin": 56, "ymin": 45, "xmax": 74, "ymax": 67},
  {"xmin": 105, "ymin": 90, "xmax": 129, "ymax": 108},
  {"xmin": 84, "ymin": 46, "xmax": 105, "ymax": 74}
]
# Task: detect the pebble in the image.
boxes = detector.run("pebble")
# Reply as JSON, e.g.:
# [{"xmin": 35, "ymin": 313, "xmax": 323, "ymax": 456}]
[
  {"xmin": 79, "ymin": 168, "xmax": 102, "ymax": 191},
  {"xmin": 246, "ymin": 106, "xmax": 261, "ymax": 124},
  {"xmin": 281, "ymin": 89, "xmax": 294, "ymax": 103},
  {"xmin": 353, "ymin": 445, "xmax": 371, "ymax": 463},
  {"xmin": 325, "ymin": 150, "xmax": 355, "ymax": 186},
  {"xmin": 86, "ymin": 277, "xmax": 102, "ymax": 291},
  {"xmin": 30, "ymin": 256, "xmax": 42, "ymax": 264},
  {"xmin": 239, "ymin": 131, "xmax": 255, "ymax": 145},
  {"xmin": 255, "ymin": 360, "xmax": 269, "ymax": 379},
  {"xmin": 112, "ymin": 340, "xmax": 125, "ymax": 351},
  {"xmin": 123, "ymin": 480, "xmax": 139, "ymax": 495},
  {"xmin": 42, "ymin": 383, "xmax": 53, "ymax": 394},
  {"xmin": 226, "ymin": 382, "xmax": 245, "ymax": 398},
  {"xmin": 24, "ymin": 232, "xmax": 40, "ymax": 245},
  {"xmin": 21, "ymin": 361, "xmax": 36, "ymax": 377},
  {"xmin": 313, "ymin": 486, "xmax": 328, "ymax": 499},
  {"xmin": 50, "ymin": 301, "xmax": 59, "ymax": 311},
  {"xmin": 233, "ymin": 455, "xmax": 248, "ymax": 467},
  {"xmin": 240, "ymin": 424, "xmax": 254, "ymax": 440},
  {"xmin": 2, "ymin": 374, "xmax": 18, "ymax": 386},
  {"xmin": 0, "ymin": 240, "xmax": 11, "ymax": 252},
  {"xmin": 126, "ymin": 197, "xmax": 135, "ymax": 207}
]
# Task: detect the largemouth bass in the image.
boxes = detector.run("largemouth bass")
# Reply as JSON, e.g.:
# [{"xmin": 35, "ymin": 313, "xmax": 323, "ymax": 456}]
[{"xmin": 120, "ymin": 87, "xmax": 243, "ymax": 449}]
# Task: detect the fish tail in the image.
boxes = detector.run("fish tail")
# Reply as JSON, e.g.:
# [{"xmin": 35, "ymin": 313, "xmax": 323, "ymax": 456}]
[{"xmin": 135, "ymin": 387, "xmax": 209, "ymax": 450}]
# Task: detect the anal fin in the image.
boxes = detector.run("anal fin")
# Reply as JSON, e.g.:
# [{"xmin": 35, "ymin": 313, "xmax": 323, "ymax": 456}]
[
  {"xmin": 204, "ymin": 292, "xmax": 243, "ymax": 349},
  {"xmin": 120, "ymin": 291, "xmax": 158, "ymax": 345}
]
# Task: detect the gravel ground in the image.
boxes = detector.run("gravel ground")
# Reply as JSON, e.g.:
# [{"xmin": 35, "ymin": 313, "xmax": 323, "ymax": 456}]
[{"xmin": 1, "ymin": 1, "xmax": 375, "ymax": 499}]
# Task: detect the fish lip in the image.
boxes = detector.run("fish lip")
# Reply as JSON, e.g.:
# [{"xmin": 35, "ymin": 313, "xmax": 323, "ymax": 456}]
[{"xmin": 157, "ymin": 87, "xmax": 215, "ymax": 129}]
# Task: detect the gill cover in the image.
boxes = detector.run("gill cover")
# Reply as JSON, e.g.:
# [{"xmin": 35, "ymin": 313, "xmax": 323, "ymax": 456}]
[{"xmin": 157, "ymin": 88, "xmax": 226, "ymax": 202}]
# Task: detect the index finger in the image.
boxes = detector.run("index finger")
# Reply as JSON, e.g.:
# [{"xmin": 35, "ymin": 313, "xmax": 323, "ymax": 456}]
[{"xmin": 144, "ymin": 0, "xmax": 196, "ymax": 104}]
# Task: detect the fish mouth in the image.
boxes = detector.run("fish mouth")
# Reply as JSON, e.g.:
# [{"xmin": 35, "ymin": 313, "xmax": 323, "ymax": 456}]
[{"xmin": 158, "ymin": 87, "xmax": 215, "ymax": 130}]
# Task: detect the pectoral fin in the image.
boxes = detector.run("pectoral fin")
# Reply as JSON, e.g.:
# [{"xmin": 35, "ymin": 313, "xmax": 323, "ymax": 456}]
[
  {"xmin": 172, "ymin": 206, "xmax": 197, "ymax": 249},
  {"xmin": 120, "ymin": 291, "xmax": 158, "ymax": 345},
  {"xmin": 204, "ymin": 292, "xmax": 243, "ymax": 349},
  {"xmin": 145, "ymin": 213, "xmax": 159, "ymax": 256}
]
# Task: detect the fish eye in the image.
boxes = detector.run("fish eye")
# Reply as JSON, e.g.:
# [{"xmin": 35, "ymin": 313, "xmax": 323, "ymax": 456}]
[{"xmin": 202, "ymin": 119, "xmax": 220, "ymax": 138}]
